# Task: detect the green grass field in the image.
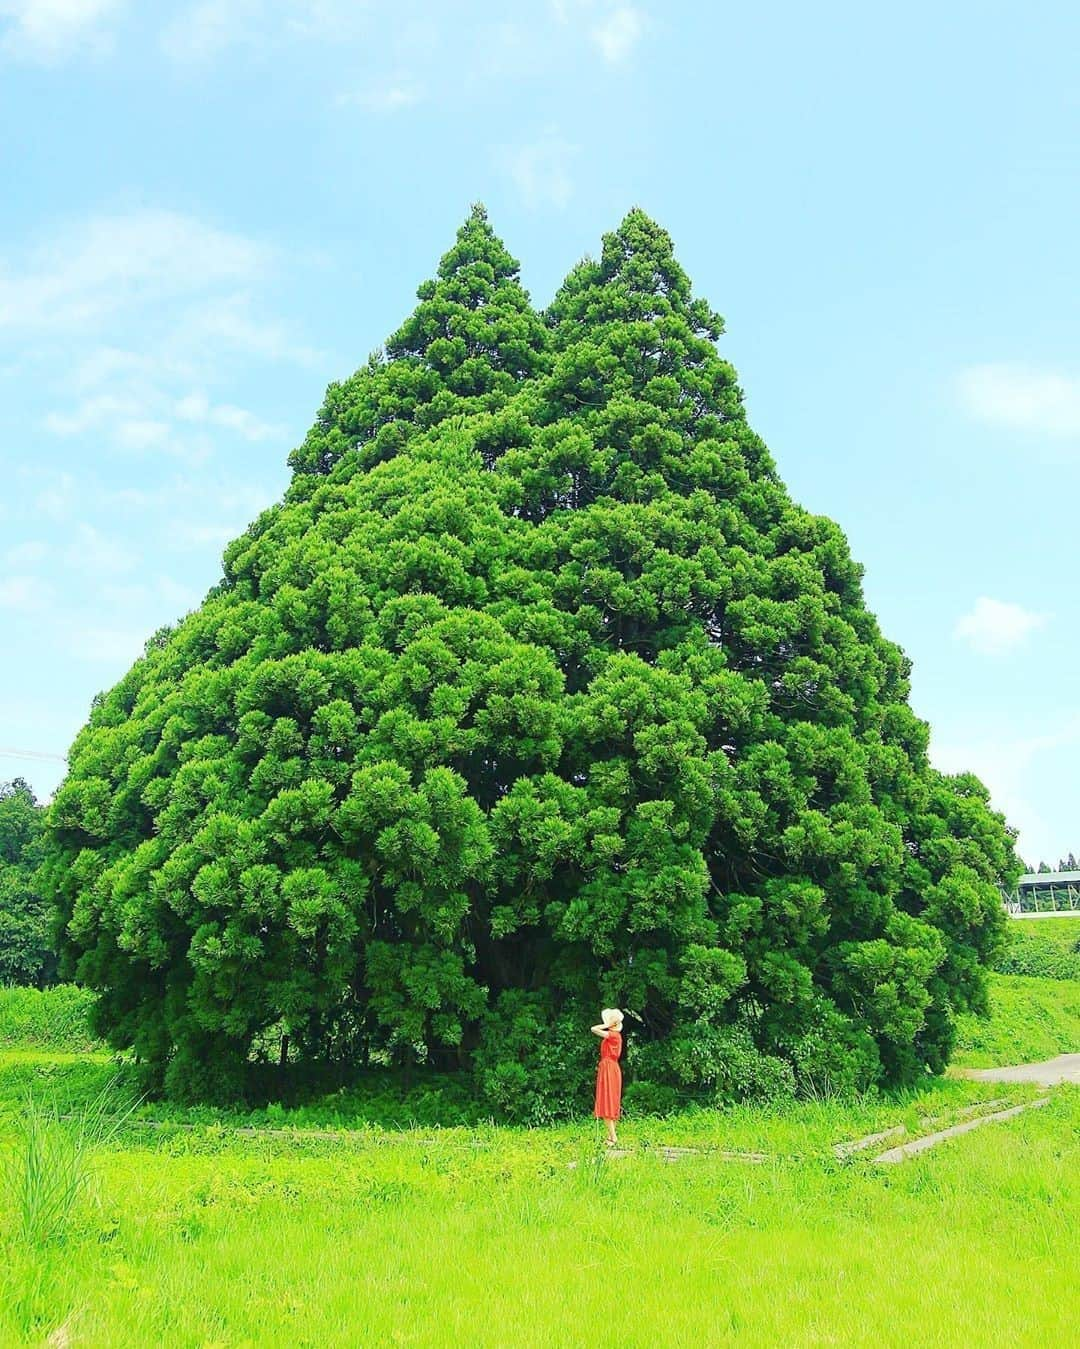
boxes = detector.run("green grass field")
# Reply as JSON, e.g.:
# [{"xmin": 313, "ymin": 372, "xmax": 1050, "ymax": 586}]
[{"xmin": 1, "ymin": 960, "xmax": 1076, "ymax": 1348}]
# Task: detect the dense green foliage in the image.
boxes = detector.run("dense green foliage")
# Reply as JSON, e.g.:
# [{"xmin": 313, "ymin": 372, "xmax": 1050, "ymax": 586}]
[
  {"xmin": 43, "ymin": 207, "xmax": 1019, "ymax": 1109},
  {"xmin": 995, "ymin": 918, "xmax": 1080, "ymax": 980},
  {"xmin": 0, "ymin": 781, "xmax": 54, "ymax": 988},
  {"xmin": 0, "ymin": 985, "xmax": 97, "ymax": 1053}
]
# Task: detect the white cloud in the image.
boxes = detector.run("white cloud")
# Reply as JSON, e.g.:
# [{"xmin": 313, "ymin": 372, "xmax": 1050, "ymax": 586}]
[
  {"xmin": 168, "ymin": 520, "xmax": 242, "ymax": 549},
  {"xmin": 11, "ymin": 214, "xmax": 297, "ymax": 463},
  {"xmin": 101, "ymin": 574, "xmax": 199, "ymax": 614},
  {"xmin": 932, "ymin": 716, "xmax": 1080, "ymax": 867},
  {"xmin": 44, "ymin": 393, "xmax": 142, "ymax": 436},
  {"xmin": 0, "ymin": 208, "xmax": 270, "ymax": 334},
  {"xmin": 160, "ymin": 0, "xmax": 259, "ymax": 65},
  {"xmin": 0, "ymin": 574, "xmax": 54, "ymax": 609},
  {"xmin": 101, "ymin": 474, "xmax": 274, "ymax": 516},
  {"xmin": 551, "ymin": 1, "xmax": 645, "ymax": 64},
  {"xmin": 114, "ymin": 418, "xmax": 175, "ymax": 451},
  {"xmin": 953, "ymin": 596, "xmax": 1049, "ymax": 656},
  {"xmin": 0, "ymin": 0, "xmax": 124, "ymax": 62},
  {"xmin": 33, "ymin": 469, "xmax": 78, "ymax": 521},
  {"xmin": 42, "ymin": 390, "xmax": 213, "ymax": 459},
  {"xmin": 503, "ymin": 131, "xmax": 578, "ymax": 210},
  {"xmin": 174, "ymin": 390, "xmax": 279, "ymax": 441},
  {"xmin": 177, "ymin": 297, "xmax": 323, "ymax": 366},
  {"xmin": 591, "ymin": 5, "xmax": 643, "ymax": 63},
  {"xmin": 67, "ymin": 522, "xmax": 135, "ymax": 575},
  {"xmin": 337, "ymin": 80, "xmax": 423, "ymax": 112},
  {"xmin": 5, "ymin": 539, "xmax": 47, "ymax": 566},
  {"xmin": 957, "ymin": 364, "xmax": 1080, "ymax": 438},
  {"xmin": 68, "ymin": 624, "xmax": 149, "ymax": 664},
  {"xmin": 163, "ymin": 0, "xmax": 369, "ymax": 65}
]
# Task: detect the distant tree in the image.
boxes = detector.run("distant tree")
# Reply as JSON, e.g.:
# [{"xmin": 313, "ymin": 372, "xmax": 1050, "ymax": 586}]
[
  {"xmin": 1038, "ymin": 861, "xmax": 1052, "ymax": 873},
  {"xmin": 42, "ymin": 210, "xmax": 1019, "ymax": 1109},
  {"xmin": 0, "ymin": 778, "xmax": 56, "ymax": 986}
]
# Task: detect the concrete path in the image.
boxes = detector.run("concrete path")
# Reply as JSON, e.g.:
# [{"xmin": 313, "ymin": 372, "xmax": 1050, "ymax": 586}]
[
  {"xmin": 832, "ymin": 1099, "xmax": 1010, "ymax": 1159},
  {"xmin": 873, "ymin": 1097, "xmax": 1050, "ymax": 1164},
  {"xmin": 955, "ymin": 1054, "xmax": 1080, "ymax": 1087}
]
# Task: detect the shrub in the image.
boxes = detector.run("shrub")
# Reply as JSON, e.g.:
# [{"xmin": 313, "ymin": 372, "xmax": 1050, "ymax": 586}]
[{"xmin": 0, "ymin": 985, "xmax": 97, "ymax": 1052}]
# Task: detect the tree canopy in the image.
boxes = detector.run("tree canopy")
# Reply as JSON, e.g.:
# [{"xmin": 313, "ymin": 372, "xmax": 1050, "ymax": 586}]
[
  {"xmin": 0, "ymin": 778, "xmax": 55, "ymax": 987},
  {"xmin": 42, "ymin": 207, "xmax": 1018, "ymax": 1112}
]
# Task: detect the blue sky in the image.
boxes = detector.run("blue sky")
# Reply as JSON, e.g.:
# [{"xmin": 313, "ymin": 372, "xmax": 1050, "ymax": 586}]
[{"xmin": 1, "ymin": 1, "xmax": 1077, "ymax": 866}]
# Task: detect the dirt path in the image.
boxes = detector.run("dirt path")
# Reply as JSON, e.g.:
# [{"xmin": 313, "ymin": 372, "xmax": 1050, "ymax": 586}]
[{"xmin": 955, "ymin": 1054, "xmax": 1080, "ymax": 1086}]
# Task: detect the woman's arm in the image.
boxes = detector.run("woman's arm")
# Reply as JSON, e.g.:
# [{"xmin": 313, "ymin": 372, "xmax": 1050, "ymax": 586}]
[{"xmin": 590, "ymin": 1024, "xmax": 610, "ymax": 1038}]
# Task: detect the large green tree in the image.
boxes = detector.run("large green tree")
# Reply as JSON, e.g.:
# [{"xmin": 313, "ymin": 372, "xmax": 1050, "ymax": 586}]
[
  {"xmin": 0, "ymin": 778, "xmax": 55, "ymax": 986},
  {"xmin": 43, "ymin": 209, "xmax": 1018, "ymax": 1111}
]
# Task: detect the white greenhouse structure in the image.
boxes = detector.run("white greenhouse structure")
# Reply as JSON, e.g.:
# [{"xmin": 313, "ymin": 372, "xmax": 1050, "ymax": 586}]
[{"xmin": 1001, "ymin": 871, "xmax": 1080, "ymax": 915}]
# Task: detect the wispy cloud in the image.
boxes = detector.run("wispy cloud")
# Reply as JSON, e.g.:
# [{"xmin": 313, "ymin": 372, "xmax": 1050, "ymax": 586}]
[
  {"xmin": 5, "ymin": 540, "xmax": 47, "ymax": 566},
  {"xmin": 167, "ymin": 520, "xmax": 244, "ymax": 550},
  {"xmin": 160, "ymin": 0, "xmax": 260, "ymax": 65},
  {"xmin": 953, "ymin": 596, "xmax": 1049, "ymax": 656},
  {"xmin": 175, "ymin": 390, "xmax": 279, "ymax": 441},
  {"xmin": 932, "ymin": 715, "xmax": 1080, "ymax": 865},
  {"xmin": 0, "ymin": 0, "xmax": 125, "ymax": 63},
  {"xmin": 2, "ymin": 209, "xmax": 307, "ymax": 467},
  {"xmin": 0, "ymin": 208, "xmax": 270, "ymax": 334},
  {"xmin": 336, "ymin": 80, "xmax": 423, "ymax": 112},
  {"xmin": 67, "ymin": 623, "xmax": 151, "ymax": 664},
  {"xmin": 33, "ymin": 469, "xmax": 78, "ymax": 521},
  {"xmin": 100, "ymin": 473, "xmax": 274, "ymax": 517},
  {"xmin": 552, "ymin": 1, "xmax": 646, "ymax": 65},
  {"xmin": 502, "ymin": 131, "xmax": 578, "ymax": 210},
  {"xmin": 42, "ymin": 389, "xmax": 214, "ymax": 461},
  {"xmin": 957, "ymin": 363, "xmax": 1080, "ymax": 438},
  {"xmin": 175, "ymin": 297, "xmax": 323, "ymax": 366},
  {"xmin": 591, "ymin": 5, "xmax": 643, "ymax": 63},
  {"xmin": 0, "ymin": 574, "xmax": 54, "ymax": 609},
  {"xmin": 100, "ymin": 575, "xmax": 199, "ymax": 614},
  {"xmin": 163, "ymin": 0, "xmax": 370, "ymax": 66},
  {"xmin": 66, "ymin": 522, "xmax": 135, "ymax": 575}
]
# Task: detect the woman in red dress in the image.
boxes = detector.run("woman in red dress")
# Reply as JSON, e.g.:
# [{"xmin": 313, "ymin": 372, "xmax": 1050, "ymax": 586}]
[{"xmin": 591, "ymin": 1007, "xmax": 623, "ymax": 1145}]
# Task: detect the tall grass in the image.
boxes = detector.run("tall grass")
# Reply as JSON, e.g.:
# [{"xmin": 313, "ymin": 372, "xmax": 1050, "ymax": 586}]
[{"xmin": 2, "ymin": 1079, "xmax": 137, "ymax": 1246}]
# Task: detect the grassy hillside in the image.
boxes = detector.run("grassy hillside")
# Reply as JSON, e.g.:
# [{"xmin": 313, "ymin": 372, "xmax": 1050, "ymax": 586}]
[
  {"xmin": 954, "ymin": 974, "xmax": 1080, "ymax": 1068},
  {"xmin": 996, "ymin": 917, "xmax": 1080, "ymax": 980}
]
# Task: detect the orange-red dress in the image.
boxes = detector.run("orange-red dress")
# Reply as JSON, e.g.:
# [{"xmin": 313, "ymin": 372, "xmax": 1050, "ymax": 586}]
[{"xmin": 594, "ymin": 1031, "xmax": 622, "ymax": 1120}]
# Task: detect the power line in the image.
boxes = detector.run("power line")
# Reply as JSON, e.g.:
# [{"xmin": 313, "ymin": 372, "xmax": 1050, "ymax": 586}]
[{"xmin": 0, "ymin": 747, "xmax": 68, "ymax": 764}]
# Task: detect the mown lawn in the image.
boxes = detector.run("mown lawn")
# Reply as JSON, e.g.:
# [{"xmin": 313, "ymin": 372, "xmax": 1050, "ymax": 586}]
[{"xmin": 0, "ymin": 976, "xmax": 1076, "ymax": 1348}]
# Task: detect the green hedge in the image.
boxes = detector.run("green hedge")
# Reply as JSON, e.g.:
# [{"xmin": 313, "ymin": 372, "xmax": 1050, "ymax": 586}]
[{"xmin": 0, "ymin": 983, "xmax": 98, "ymax": 1051}]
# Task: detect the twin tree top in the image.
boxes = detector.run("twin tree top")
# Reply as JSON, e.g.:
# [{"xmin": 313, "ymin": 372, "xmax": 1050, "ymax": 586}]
[{"xmin": 42, "ymin": 208, "xmax": 1018, "ymax": 1114}]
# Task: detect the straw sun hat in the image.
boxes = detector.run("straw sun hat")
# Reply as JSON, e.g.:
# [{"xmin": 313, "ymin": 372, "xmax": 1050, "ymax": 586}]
[{"xmin": 601, "ymin": 1007, "xmax": 624, "ymax": 1029}]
